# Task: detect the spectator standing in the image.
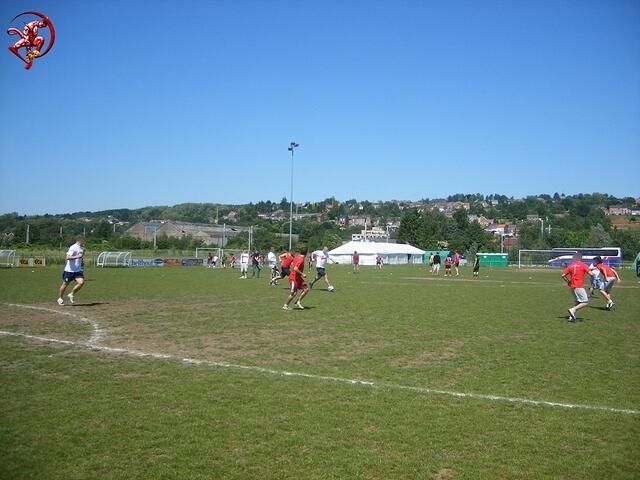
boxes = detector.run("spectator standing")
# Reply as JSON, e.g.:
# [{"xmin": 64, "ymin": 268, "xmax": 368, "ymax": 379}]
[
  {"xmin": 252, "ymin": 251, "xmax": 261, "ymax": 278},
  {"xmin": 433, "ymin": 253, "xmax": 441, "ymax": 275},
  {"xmin": 472, "ymin": 254, "xmax": 480, "ymax": 277}
]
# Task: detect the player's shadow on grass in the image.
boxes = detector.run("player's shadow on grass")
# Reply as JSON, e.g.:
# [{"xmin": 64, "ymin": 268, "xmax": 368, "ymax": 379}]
[
  {"xmin": 72, "ymin": 302, "xmax": 108, "ymax": 307},
  {"xmin": 589, "ymin": 305, "xmax": 610, "ymax": 312},
  {"xmin": 556, "ymin": 315, "xmax": 585, "ymax": 322}
]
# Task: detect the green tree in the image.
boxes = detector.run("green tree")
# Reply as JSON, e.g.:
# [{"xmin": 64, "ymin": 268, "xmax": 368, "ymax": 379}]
[
  {"xmin": 397, "ymin": 210, "xmax": 426, "ymax": 247},
  {"xmin": 587, "ymin": 224, "xmax": 612, "ymax": 247}
]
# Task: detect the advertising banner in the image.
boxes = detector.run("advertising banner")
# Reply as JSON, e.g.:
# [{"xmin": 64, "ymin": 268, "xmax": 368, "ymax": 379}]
[
  {"xmin": 130, "ymin": 258, "xmax": 164, "ymax": 267},
  {"xmin": 163, "ymin": 258, "xmax": 181, "ymax": 267},
  {"xmin": 18, "ymin": 256, "xmax": 46, "ymax": 267},
  {"xmin": 181, "ymin": 258, "xmax": 202, "ymax": 267}
]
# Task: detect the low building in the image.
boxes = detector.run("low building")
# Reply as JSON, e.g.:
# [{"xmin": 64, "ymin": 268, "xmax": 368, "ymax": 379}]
[
  {"xmin": 607, "ymin": 205, "xmax": 631, "ymax": 216},
  {"xmin": 352, "ymin": 227, "xmax": 389, "ymax": 242}
]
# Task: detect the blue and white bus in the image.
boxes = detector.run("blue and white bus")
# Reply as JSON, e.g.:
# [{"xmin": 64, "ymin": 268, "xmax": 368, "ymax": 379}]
[{"xmin": 547, "ymin": 247, "xmax": 622, "ymax": 268}]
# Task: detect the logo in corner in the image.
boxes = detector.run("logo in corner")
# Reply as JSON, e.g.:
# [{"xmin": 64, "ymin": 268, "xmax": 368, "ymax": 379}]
[{"xmin": 7, "ymin": 11, "xmax": 56, "ymax": 70}]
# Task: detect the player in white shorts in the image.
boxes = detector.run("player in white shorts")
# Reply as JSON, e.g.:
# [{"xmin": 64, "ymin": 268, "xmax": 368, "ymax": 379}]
[
  {"xmin": 267, "ymin": 247, "xmax": 279, "ymax": 285},
  {"xmin": 309, "ymin": 246, "xmax": 338, "ymax": 290},
  {"xmin": 57, "ymin": 236, "xmax": 85, "ymax": 305},
  {"xmin": 239, "ymin": 250, "xmax": 249, "ymax": 279},
  {"xmin": 588, "ymin": 262, "xmax": 602, "ymax": 297}
]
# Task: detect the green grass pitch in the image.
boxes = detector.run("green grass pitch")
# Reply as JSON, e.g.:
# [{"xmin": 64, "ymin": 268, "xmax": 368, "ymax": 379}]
[{"xmin": 1, "ymin": 264, "xmax": 639, "ymax": 479}]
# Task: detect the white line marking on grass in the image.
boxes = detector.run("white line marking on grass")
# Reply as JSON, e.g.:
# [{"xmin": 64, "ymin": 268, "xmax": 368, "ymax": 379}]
[
  {"xmin": 6, "ymin": 303, "xmax": 103, "ymax": 345},
  {"xmin": 1, "ymin": 303, "xmax": 638, "ymax": 416}
]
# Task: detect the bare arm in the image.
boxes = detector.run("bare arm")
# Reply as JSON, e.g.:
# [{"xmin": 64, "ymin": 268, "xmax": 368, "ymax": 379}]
[{"xmin": 293, "ymin": 264, "xmax": 306, "ymax": 277}]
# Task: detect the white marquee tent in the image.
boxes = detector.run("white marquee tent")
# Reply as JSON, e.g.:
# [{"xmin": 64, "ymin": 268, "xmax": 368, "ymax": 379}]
[{"xmin": 328, "ymin": 240, "xmax": 425, "ymax": 266}]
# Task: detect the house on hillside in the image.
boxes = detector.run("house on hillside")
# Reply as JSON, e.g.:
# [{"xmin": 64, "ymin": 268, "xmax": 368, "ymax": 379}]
[
  {"xmin": 607, "ymin": 205, "xmax": 631, "ymax": 216},
  {"xmin": 351, "ymin": 226, "xmax": 389, "ymax": 242},
  {"xmin": 468, "ymin": 215, "xmax": 494, "ymax": 228}
]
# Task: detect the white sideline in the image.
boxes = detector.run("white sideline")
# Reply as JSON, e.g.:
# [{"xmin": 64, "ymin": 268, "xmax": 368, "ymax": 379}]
[{"xmin": 1, "ymin": 303, "xmax": 638, "ymax": 416}]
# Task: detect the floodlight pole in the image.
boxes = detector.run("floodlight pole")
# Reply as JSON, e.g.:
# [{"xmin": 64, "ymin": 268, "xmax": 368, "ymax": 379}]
[{"xmin": 288, "ymin": 141, "xmax": 299, "ymax": 251}]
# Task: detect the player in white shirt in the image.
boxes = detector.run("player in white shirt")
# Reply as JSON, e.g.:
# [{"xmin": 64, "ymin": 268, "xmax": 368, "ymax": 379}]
[
  {"xmin": 588, "ymin": 262, "xmax": 602, "ymax": 297},
  {"xmin": 267, "ymin": 247, "xmax": 279, "ymax": 285},
  {"xmin": 239, "ymin": 250, "xmax": 249, "ymax": 279},
  {"xmin": 309, "ymin": 246, "xmax": 338, "ymax": 290},
  {"xmin": 57, "ymin": 236, "xmax": 85, "ymax": 305}
]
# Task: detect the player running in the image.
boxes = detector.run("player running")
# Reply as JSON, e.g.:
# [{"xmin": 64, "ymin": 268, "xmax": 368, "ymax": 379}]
[
  {"xmin": 279, "ymin": 248, "xmax": 295, "ymax": 281},
  {"xmin": 57, "ymin": 236, "xmax": 85, "ymax": 305},
  {"xmin": 309, "ymin": 246, "xmax": 338, "ymax": 290},
  {"xmin": 561, "ymin": 252, "xmax": 593, "ymax": 322},
  {"xmin": 283, "ymin": 247, "xmax": 310, "ymax": 310},
  {"xmin": 588, "ymin": 261, "xmax": 603, "ymax": 297},
  {"xmin": 593, "ymin": 256, "xmax": 621, "ymax": 310}
]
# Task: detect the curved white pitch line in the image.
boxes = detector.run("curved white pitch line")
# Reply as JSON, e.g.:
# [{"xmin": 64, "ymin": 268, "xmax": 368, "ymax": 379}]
[
  {"xmin": 1, "ymin": 303, "xmax": 638, "ymax": 416},
  {"xmin": 7, "ymin": 303, "xmax": 103, "ymax": 345}
]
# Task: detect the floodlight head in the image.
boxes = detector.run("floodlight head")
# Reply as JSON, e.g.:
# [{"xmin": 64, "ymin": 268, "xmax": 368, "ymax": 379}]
[{"xmin": 287, "ymin": 147, "xmax": 293, "ymax": 151}]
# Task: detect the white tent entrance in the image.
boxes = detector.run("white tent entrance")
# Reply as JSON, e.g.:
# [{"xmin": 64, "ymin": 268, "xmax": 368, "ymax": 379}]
[{"xmin": 328, "ymin": 241, "xmax": 425, "ymax": 266}]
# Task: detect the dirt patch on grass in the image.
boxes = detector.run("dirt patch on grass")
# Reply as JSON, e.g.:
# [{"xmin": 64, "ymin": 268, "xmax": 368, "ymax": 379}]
[
  {"xmin": 0, "ymin": 304, "xmax": 92, "ymax": 342},
  {"xmin": 391, "ymin": 340, "xmax": 464, "ymax": 368},
  {"xmin": 435, "ymin": 468, "xmax": 457, "ymax": 479}
]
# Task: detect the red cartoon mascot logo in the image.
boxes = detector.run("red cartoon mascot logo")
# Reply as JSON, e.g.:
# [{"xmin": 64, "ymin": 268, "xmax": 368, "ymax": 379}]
[{"xmin": 7, "ymin": 11, "xmax": 55, "ymax": 70}]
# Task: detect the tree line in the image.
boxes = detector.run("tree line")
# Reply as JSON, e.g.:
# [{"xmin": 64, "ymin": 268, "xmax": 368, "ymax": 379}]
[{"xmin": 1, "ymin": 192, "xmax": 638, "ymax": 259}]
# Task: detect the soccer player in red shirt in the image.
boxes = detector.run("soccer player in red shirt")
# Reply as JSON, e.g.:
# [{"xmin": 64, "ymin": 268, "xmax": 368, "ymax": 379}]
[
  {"xmin": 279, "ymin": 249, "xmax": 294, "ymax": 280},
  {"xmin": 283, "ymin": 247, "xmax": 310, "ymax": 310},
  {"xmin": 594, "ymin": 256, "xmax": 621, "ymax": 310},
  {"xmin": 352, "ymin": 251, "xmax": 360, "ymax": 273},
  {"xmin": 561, "ymin": 252, "xmax": 593, "ymax": 322}
]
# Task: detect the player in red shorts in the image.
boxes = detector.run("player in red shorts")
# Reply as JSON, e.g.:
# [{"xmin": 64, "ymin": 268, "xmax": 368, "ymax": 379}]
[{"xmin": 283, "ymin": 247, "xmax": 310, "ymax": 310}]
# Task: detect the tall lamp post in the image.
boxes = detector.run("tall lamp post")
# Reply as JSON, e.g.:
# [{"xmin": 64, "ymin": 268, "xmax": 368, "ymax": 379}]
[{"xmin": 287, "ymin": 141, "xmax": 299, "ymax": 251}]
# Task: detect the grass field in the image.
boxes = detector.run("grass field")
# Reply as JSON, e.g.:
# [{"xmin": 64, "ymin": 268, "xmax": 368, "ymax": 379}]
[{"xmin": 1, "ymin": 264, "xmax": 639, "ymax": 479}]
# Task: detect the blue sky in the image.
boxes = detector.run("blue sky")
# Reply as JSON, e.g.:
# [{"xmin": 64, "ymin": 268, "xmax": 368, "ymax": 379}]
[{"xmin": 1, "ymin": 0, "xmax": 638, "ymax": 215}]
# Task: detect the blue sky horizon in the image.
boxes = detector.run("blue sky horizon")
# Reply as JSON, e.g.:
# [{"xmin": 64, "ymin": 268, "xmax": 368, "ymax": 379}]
[{"xmin": 1, "ymin": 0, "xmax": 639, "ymax": 215}]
